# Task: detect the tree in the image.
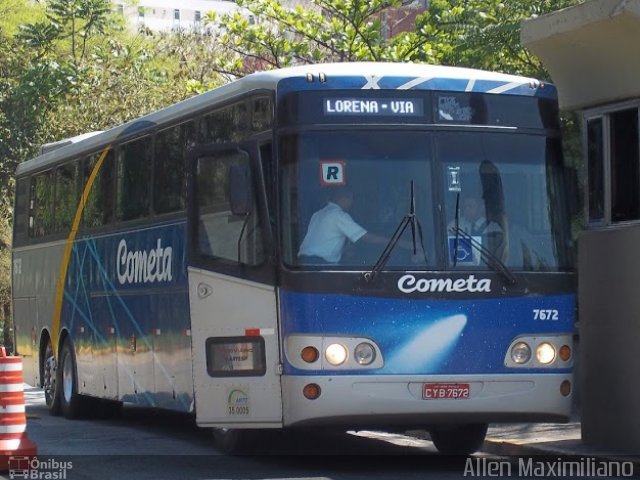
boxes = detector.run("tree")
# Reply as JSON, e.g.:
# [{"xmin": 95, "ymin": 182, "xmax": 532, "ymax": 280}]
[
  {"xmin": 209, "ymin": 0, "xmax": 439, "ymax": 77},
  {"xmin": 416, "ymin": 0, "xmax": 582, "ymax": 80},
  {"xmin": 210, "ymin": 0, "xmax": 583, "ymax": 80}
]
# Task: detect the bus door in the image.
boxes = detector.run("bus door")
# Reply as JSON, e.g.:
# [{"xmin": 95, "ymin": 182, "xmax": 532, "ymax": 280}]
[{"xmin": 187, "ymin": 144, "xmax": 282, "ymax": 428}]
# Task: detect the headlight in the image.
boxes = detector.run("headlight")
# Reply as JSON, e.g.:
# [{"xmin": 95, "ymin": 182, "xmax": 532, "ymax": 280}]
[
  {"xmin": 354, "ymin": 343, "xmax": 376, "ymax": 365},
  {"xmin": 511, "ymin": 342, "xmax": 531, "ymax": 364},
  {"xmin": 536, "ymin": 342, "xmax": 556, "ymax": 364},
  {"xmin": 325, "ymin": 343, "xmax": 348, "ymax": 366}
]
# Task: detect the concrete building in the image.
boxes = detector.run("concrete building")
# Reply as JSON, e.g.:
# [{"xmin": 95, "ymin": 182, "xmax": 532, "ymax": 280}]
[
  {"xmin": 522, "ymin": 0, "xmax": 640, "ymax": 454},
  {"xmin": 116, "ymin": 0, "xmax": 245, "ymax": 32}
]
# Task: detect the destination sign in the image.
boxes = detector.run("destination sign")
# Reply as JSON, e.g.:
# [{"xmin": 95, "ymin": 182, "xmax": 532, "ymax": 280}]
[{"xmin": 323, "ymin": 98, "xmax": 423, "ymax": 117}]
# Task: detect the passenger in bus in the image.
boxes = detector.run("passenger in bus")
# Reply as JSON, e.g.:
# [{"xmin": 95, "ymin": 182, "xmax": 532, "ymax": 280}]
[
  {"xmin": 448, "ymin": 194, "xmax": 508, "ymax": 263},
  {"xmin": 298, "ymin": 187, "xmax": 391, "ymax": 264},
  {"xmin": 448, "ymin": 195, "xmax": 490, "ymax": 236}
]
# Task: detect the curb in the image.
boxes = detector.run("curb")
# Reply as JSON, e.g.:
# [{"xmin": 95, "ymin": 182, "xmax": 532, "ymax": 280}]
[{"xmin": 482, "ymin": 437, "xmax": 640, "ymax": 466}]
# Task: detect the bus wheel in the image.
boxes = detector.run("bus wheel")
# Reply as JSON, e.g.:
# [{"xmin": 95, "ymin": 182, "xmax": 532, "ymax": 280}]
[
  {"xmin": 430, "ymin": 423, "xmax": 488, "ymax": 455},
  {"xmin": 41, "ymin": 338, "xmax": 61, "ymax": 416},
  {"xmin": 58, "ymin": 338, "xmax": 84, "ymax": 419},
  {"xmin": 212, "ymin": 428, "xmax": 256, "ymax": 455}
]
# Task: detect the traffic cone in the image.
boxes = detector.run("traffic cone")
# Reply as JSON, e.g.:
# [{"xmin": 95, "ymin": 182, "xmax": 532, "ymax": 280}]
[{"xmin": 0, "ymin": 346, "xmax": 37, "ymax": 471}]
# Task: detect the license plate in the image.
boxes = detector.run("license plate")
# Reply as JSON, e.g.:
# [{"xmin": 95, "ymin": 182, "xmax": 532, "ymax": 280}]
[{"xmin": 423, "ymin": 383, "xmax": 470, "ymax": 399}]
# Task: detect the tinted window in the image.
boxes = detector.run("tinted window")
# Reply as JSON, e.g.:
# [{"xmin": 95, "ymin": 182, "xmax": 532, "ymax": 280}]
[
  {"xmin": 195, "ymin": 151, "xmax": 265, "ymax": 266},
  {"xmin": 13, "ymin": 177, "xmax": 30, "ymax": 244},
  {"xmin": 154, "ymin": 123, "xmax": 194, "ymax": 214},
  {"xmin": 117, "ymin": 137, "xmax": 152, "ymax": 221},
  {"xmin": 610, "ymin": 108, "xmax": 640, "ymax": 222},
  {"xmin": 587, "ymin": 118, "xmax": 605, "ymax": 222},
  {"xmin": 200, "ymin": 104, "xmax": 248, "ymax": 143},
  {"xmin": 29, "ymin": 171, "xmax": 54, "ymax": 237},
  {"xmin": 252, "ymin": 97, "xmax": 273, "ymax": 132},
  {"xmin": 54, "ymin": 161, "xmax": 79, "ymax": 233},
  {"xmin": 83, "ymin": 150, "xmax": 115, "ymax": 228}
]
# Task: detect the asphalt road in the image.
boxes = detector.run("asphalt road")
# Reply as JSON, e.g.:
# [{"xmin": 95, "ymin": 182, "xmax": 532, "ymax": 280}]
[{"xmin": 1, "ymin": 386, "xmax": 477, "ymax": 480}]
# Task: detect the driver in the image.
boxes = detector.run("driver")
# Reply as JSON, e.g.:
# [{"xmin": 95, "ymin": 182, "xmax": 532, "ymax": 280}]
[{"xmin": 298, "ymin": 187, "xmax": 388, "ymax": 264}]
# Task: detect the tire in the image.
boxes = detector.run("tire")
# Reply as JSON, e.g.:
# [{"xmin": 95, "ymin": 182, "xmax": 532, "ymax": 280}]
[
  {"xmin": 41, "ymin": 338, "xmax": 61, "ymax": 416},
  {"xmin": 58, "ymin": 338, "xmax": 85, "ymax": 419},
  {"xmin": 430, "ymin": 423, "xmax": 488, "ymax": 455},
  {"xmin": 212, "ymin": 428, "xmax": 257, "ymax": 455}
]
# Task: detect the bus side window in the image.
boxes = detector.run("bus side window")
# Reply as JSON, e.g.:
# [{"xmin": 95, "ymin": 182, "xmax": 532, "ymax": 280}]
[
  {"xmin": 199, "ymin": 103, "xmax": 249, "ymax": 143},
  {"xmin": 117, "ymin": 137, "xmax": 152, "ymax": 221},
  {"xmin": 196, "ymin": 151, "xmax": 265, "ymax": 266},
  {"xmin": 29, "ymin": 170, "xmax": 54, "ymax": 238},
  {"xmin": 154, "ymin": 123, "xmax": 192, "ymax": 214},
  {"xmin": 14, "ymin": 177, "xmax": 30, "ymax": 245},
  {"xmin": 54, "ymin": 160, "xmax": 80, "ymax": 234},
  {"xmin": 83, "ymin": 150, "xmax": 115, "ymax": 228}
]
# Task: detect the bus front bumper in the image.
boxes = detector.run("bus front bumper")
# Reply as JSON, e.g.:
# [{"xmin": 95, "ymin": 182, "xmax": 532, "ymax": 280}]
[{"xmin": 281, "ymin": 374, "xmax": 573, "ymax": 428}]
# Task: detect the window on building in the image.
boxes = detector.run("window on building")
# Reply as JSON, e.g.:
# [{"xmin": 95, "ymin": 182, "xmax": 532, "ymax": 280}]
[
  {"xmin": 610, "ymin": 108, "xmax": 640, "ymax": 222},
  {"xmin": 586, "ymin": 118, "xmax": 605, "ymax": 222}
]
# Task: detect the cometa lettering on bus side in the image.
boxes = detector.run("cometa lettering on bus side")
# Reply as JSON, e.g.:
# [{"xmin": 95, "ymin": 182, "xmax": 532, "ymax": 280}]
[
  {"xmin": 397, "ymin": 274, "xmax": 491, "ymax": 293},
  {"xmin": 117, "ymin": 238, "xmax": 173, "ymax": 285}
]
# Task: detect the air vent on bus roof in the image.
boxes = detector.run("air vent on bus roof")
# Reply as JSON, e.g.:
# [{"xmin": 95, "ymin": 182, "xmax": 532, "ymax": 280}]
[{"xmin": 39, "ymin": 131, "xmax": 103, "ymax": 155}]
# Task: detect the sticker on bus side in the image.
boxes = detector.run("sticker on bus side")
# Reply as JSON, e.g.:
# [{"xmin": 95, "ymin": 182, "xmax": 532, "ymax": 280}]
[{"xmin": 227, "ymin": 388, "xmax": 250, "ymax": 416}]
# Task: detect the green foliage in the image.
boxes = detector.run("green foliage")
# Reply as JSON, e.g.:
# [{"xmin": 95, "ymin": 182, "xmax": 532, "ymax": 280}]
[
  {"xmin": 416, "ymin": 0, "xmax": 582, "ymax": 79},
  {"xmin": 211, "ymin": 0, "xmax": 439, "ymax": 76},
  {"xmin": 211, "ymin": 0, "xmax": 583, "ymax": 80}
]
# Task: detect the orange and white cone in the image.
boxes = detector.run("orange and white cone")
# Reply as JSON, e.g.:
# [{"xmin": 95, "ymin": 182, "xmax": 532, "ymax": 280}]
[{"xmin": 0, "ymin": 346, "xmax": 37, "ymax": 471}]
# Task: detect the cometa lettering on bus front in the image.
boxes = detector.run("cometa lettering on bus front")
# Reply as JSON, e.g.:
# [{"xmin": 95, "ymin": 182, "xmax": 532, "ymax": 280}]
[
  {"xmin": 117, "ymin": 238, "xmax": 173, "ymax": 285},
  {"xmin": 398, "ymin": 274, "xmax": 491, "ymax": 293}
]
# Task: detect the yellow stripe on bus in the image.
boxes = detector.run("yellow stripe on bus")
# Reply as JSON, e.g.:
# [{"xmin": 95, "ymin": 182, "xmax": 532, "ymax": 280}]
[{"xmin": 51, "ymin": 146, "xmax": 111, "ymax": 358}]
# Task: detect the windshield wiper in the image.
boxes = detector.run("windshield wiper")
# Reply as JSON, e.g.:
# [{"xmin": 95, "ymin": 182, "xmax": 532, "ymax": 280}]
[
  {"xmin": 364, "ymin": 181, "xmax": 428, "ymax": 283},
  {"xmin": 449, "ymin": 225, "xmax": 517, "ymax": 285}
]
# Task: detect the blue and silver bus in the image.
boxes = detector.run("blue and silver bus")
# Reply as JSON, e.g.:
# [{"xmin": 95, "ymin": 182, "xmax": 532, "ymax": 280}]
[{"xmin": 12, "ymin": 62, "xmax": 575, "ymax": 454}]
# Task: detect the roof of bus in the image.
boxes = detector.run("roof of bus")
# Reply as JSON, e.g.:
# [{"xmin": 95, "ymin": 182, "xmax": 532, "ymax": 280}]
[{"xmin": 17, "ymin": 62, "xmax": 547, "ymax": 176}]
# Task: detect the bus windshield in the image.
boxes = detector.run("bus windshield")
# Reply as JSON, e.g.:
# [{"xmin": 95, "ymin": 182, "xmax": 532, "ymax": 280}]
[
  {"xmin": 280, "ymin": 130, "xmax": 573, "ymax": 272},
  {"xmin": 280, "ymin": 130, "xmax": 436, "ymax": 269}
]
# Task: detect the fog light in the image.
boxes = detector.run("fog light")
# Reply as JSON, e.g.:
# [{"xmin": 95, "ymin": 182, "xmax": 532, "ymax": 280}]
[
  {"xmin": 536, "ymin": 342, "xmax": 556, "ymax": 364},
  {"xmin": 325, "ymin": 343, "xmax": 347, "ymax": 366},
  {"xmin": 560, "ymin": 380, "xmax": 571, "ymax": 397},
  {"xmin": 511, "ymin": 342, "xmax": 531, "ymax": 364},
  {"xmin": 301, "ymin": 346, "xmax": 319, "ymax": 363},
  {"xmin": 559, "ymin": 345, "xmax": 571, "ymax": 362},
  {"xmin": 303, "ymin": 383, "xmax": 321, "ymax": 400},
  {"xmin": 354, "ymin": 343, "xmax": 376, "ymax": 365}
]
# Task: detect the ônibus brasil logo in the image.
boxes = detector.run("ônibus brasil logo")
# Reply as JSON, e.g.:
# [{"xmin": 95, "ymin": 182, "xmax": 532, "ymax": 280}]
[
  {"xmin": 397, "ymin": 274, "xmax": 491, "ymax": 294},
  {"xmin": 9, "ymin": 456, "xmax": 72, "ymax": 480}
]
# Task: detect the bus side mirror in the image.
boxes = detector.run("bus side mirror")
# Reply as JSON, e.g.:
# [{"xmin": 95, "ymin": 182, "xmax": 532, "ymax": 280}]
[{"xmin": 229, "ymin": 161, "xmax": 254, "ymax": 216}]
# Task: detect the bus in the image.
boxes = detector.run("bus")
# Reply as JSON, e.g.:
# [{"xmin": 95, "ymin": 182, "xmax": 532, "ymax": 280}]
[{"xmin": 11, "ymin": 62, "xmax": 575, "ymax": 455}]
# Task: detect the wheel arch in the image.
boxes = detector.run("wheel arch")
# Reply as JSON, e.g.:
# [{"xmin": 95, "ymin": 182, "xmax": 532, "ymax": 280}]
[{"xmin": 38, "ymin": 327, "xmax": 72, "ymax": 379}]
